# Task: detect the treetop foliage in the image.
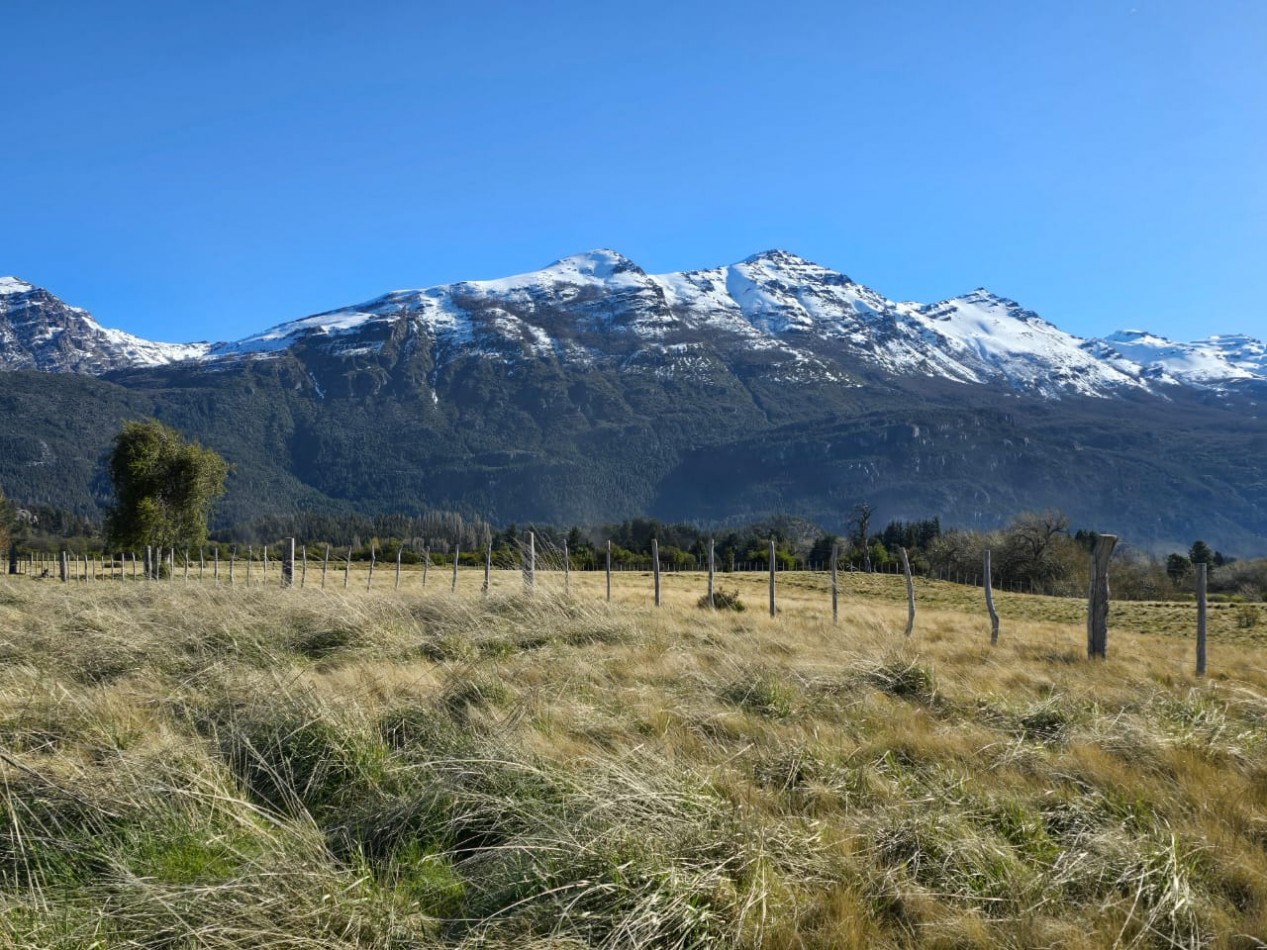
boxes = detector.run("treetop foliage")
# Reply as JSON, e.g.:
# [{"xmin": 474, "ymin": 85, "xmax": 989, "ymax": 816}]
[{"xmin": 105, "ymin": 420, "xmax": 229, "ymax": 551}]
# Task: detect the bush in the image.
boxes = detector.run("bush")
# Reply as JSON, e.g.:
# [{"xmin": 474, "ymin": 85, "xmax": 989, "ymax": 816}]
[{"xmin": 698, "ymin": 588, "xmax": 745, "ymax": 611}]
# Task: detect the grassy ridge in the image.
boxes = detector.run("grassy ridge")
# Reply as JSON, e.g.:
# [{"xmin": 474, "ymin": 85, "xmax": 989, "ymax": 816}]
[{"xmin": 1, "ymin": 573, "xmax": 1265, "ymax": 948}]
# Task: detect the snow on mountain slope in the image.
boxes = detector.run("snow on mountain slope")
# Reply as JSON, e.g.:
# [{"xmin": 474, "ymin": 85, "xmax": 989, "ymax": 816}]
[
  {"xmin": 909, "ymin": 290, "xmax": 1148, "ymax": 398},
  {"xmin": 0, "ymin": 276, "xmax": 208, "ymax": 373},
  {"xmin": 4, "ymin": 256, "xmax": 1263, "ymax": 397},
  {"xmin": 1099, "ymin": 329, "xmax": 1266, "ymax": 384}
]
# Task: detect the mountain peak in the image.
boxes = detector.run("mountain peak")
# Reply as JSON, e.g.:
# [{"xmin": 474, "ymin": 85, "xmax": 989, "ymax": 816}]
[
  {"xmin": 741, "ymin": 249, "xmax": 819, "ymax": 268},
  {"xmin": 0, "ymin": 276, "xmax": 35, "ymax": 296},
  {"xmin": 543, "ymin": 248, "xmax": 643, "ymax": 279}
]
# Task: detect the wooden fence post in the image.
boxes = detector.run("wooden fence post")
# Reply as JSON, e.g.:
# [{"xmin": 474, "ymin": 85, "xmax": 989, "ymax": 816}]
[
  {"xmin": 652, "ymin": 538, "xmax": 661, "ymax": 607},
  {"xmin": 344, "ymin": 547, "xmax": 351, "ymax": 589},
  {"xmin": 145, "ymin": 545, "xmax": 152, "ymax": 581},
  {"xmin": 483, "ymin": 542, "xmax": 492, "ymax": 597},
  {"xmin": 563, "ymin": 541, "xmax": 570, "ymax": 595},
  {"xmin": 199, "ymin": 548, "xmax": 205, "ymax": 582},
  {"xmin": 984, "ymin": 549, "xmax": 999, "ymax": 646},
  {"xmin": 300, "ymin": 545, "xmax": 307, "ymax": 589},
  {"xmin": 263, "ymin": 545, "xmax": 269, "ymax": 582},
  {"xmin": 1086, "ymin": 534, "xmax": 1118, "ymax": 659},
  {"xmin": 282, "ymin": 538, "xmax": 295, "ymax": 588},
  {"xmin": 229, "ymin": 547, "xmax": 236, "ymax": 585},
  {"xmin": 707, "ymin": 538, "xmax": 715, "ymax": 610},
  {"xmin": 7, "ymin": 542, "xmax": 16, "ymax": 576},
  {"xmin": 168, "ymin": 548, "xmax": 175, "ymax": 583},
  {"xmin": 524, "ymin": 533, "xmax": 535, "ymax": 590},
  {"xmin": 422, "ymin": 546, "xmax": 430, "ymax": 587},
  {"xmin": 900, "ymin": 547, "xmax": 915, "ymax": 637},
  {"xmin": 213, "ymin": 548, "xmax": 219, "ymax": 583},
  {"xmin": 1196, "ymin": 562, "xmax": 1208, "ymax": 677},
  {"xmin": 59, "ymin": 550, "xmax": 68, "ymax": 583},
  {"xmin": 367, "ymin": 545, "xmax": 376, "ymax": 591},
  {"xmin": 605, "ymin": 540, "xmax": 612, "ymax": 603},
  {"xmin": 452, "ymin": 544, "xmax": 460, "ymax": 593},
  {"xmin": 768, "ymin": 538, "xmax": 776, "ymax": 618},
  {"xmin": 831, "ymin": 542, "xmax": 839, "ymax": 625},
  {"xmin": 395, "ymin": 546, "xmax": 403, "ymax": 591},
  {"xmin": 184, "ymin": 549, "xmax": 190, "ymax": 583},
  {"xmin": 321, "ymin": 545, "xmax": 329, "ymax": 590}
]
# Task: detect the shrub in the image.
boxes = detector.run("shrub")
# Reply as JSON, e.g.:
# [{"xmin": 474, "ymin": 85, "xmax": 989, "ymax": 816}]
[{"xmin": 699, "ymin": 588, "xmax": 745, "ymax": 611}]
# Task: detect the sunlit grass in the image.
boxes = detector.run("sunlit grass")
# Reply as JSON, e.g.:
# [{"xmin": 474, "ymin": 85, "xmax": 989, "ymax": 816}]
[{"xmin": 1, "ymin": 570, "xmax": 1264, "ymax": 947}]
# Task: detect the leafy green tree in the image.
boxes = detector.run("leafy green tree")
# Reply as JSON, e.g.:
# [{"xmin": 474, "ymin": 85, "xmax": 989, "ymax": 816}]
[
  {"xmin": 1166, "ymin": 553, "xmax": 1192, "ymax": 583},
  {"xmin": 104, "ymin": 420, "xmax": 229, "ymax": 552},
  {"xmin": 1189, "ymin": 540, "xmax": 1214, "ymax": 566}
]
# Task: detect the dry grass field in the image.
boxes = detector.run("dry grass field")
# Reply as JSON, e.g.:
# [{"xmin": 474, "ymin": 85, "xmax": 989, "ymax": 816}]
[{"xmin": 1, "ymin": 569, "xmax": 1265, "ymax": 948}]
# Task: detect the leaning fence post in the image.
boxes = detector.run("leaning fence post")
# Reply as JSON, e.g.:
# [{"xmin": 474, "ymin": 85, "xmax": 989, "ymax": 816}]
[
  {"xmin": 282, "ymin": 538, "xmax": 295, "ymax": 588},
  {"xmin": 1086, "ymin": 534, "xmax": 1118, "ymax": 659},
  {"xmin": 395, "ymin": 545, "xmax": 403, "ymax": 591},
  {"xmin": 321, "ymin": 544, "xmax": 329, "ymax": 590},
  {"xmin": 344, "ymin": 547, "xmax": 351, "ymax": 589},
  {"xmin": 768, "ymin": 538, "xmax": 777, "ymax": 617},
  {"xmin": 452, "ymin": 544, "xmax": 460, "ymax": 593},
  {"xmin": 199, "ymin": 547, "xmax": 205, "ymax": 582},
  {"xmin": 367, "ymin": 545, "xmax": 376, "ymax": 591},
  {"xmin": 984, "ymin": 549, "xmax": 999, "ymax": 646},
  {"xmin": 831, "ymin": 542, "xmax": 839, "ymax": 625},
  {"xmin": 483, "ymin": 542, "xmax": 492, "ymax": 597},
  {"xmin": 605, "ymin": 540, "xmax": 612, "ymax": 603},
  {"xmin": 900, "ymin": 547, "xmax": 915, "ymax": 637},
  {"xmin": 300, "ymin": 545, "xmax": 307, "ymax": 589},
  {"xmin": 652, "ymin": 538, "xmax": 661, "ymax": 607},
  {"xmin": 1196, "ymin": 562, "xmax": 1208, "ymax": 677},
  {"xmin": 422, "ymin": 546, "xmax": 430, "ymax": 587},
  {"xmin": 707, "ymin": 538, "xmax": 715, "ymax": 609}
]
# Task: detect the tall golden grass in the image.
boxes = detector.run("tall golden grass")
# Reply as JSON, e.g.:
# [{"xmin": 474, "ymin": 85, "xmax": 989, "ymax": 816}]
[{"xmin": 1, "ymin": 570, "xmax": 1264, "ymax": 948}]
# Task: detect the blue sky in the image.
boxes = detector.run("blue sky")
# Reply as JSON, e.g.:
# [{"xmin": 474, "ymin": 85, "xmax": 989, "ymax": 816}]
[{"xmin": 2, "ymin": 0, "xmax": 1264, "ymax": 343}]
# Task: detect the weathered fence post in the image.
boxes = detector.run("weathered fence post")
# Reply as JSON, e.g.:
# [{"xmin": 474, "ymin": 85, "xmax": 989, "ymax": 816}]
[
  {"xmin": 183, "ymin": 549, "xmax": 190, "ymax": 583},
  {"xmin": 395, "ymin": 546, "xmax": 403, "ymax": 591},
  {"xmin": 213, "ymin": 548, "xmax": 219, "ymax": 583},
  {"xmin": 900, "ymin": 547, "xmax": 915, "ymax": 637},
  {"xmin": 984, "ymin": 549, "xmax": 999, "ymax": 646},
  {"xmin": 652, "ymin": 538, "xmax": 661, "ymax": 607},
  {"xmin": 422, "ymin": 546, "xmax": 430, "ymax": 587},
  {"xmin": 168, "ymin": 548, "xmax": 175, "ymax": 583},
  {"xmin": 9, "ymin": 542, "xmax": 18, "ymax": 576},
  {"xmin": 145, "ymin": 545, "xmax": 153, "ymax": 581},
  {"xmin": 282, "ymin": 538, "xmax": 295, "ymax": 589},
  {"xmin": 563, "ymin": 541, "xmax": 570, "ymax": 595},
  {"xmin": 59, "ymin": 550, "xmax": 68, "ymax": 583},
  {"xmin": 367, "ymin": 545, "xmax": 376, "ymax": 591},
  {"xmin": 524, "ymin": 533, "xmax": 535, "ymax": 590},
  {"xmin": 1086, "ymin": 534, "xmax": 1118, "ymax": 659},
  {"xmin": 769, "ymin": 538, "xmax": 777, "ymax": 617},
  {"xmin": 321, "ymin": 545, "xmax": 329, "ymax": 590},
  {"xmin": 199, "ymin": 547, "xmax": 205, "ymax": 582},
  {"xmin": 831, "ymin": 542, "xmax": 839, "ymax": 625},
  {"xmin": 452, "ymin": 544, "xmax": 460, "ymax": 593},
  {"xmin": 300, "ymin": 545, "xmax": 307, "ymax": 589},
  {"xmin": 229, "ymin": 547, "xmax": 236, "ymax": 585},
  {"xmin": 707, "ymin": 538, "xmax": 716, "ymax": 610},
  {"xmin": 263, "ymin": 545, "xmax": 269, "ymax": 582},
  {"xmin": 344, "ymin": 547, "xmax": 351, "ymax": 589},
  {"xmin": 1196, "ymin": 562, "xmax": 1208, "ymax": 677},
  {"xmin": 246, "ymin": 547, "xmax": 253, "ymax": 585},
  {"xmin": 483, "ymin": 542, "xmax": 492, "ymax": 597},
  {"xmin": 605, "ymin": 540, "xmax": 612, "ymax": 603}
]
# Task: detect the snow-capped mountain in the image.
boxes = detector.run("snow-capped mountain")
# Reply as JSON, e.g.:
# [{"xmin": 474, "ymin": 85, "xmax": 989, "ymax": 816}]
[
  {"xmin": 0, "ymin": 276, "xmax": 207, "ymax": 373},
  {"xmin": 1094, "ymin": 329, "xmax": 1267, "ymax": 385},
  {"xmin": 3, "ymin": 253, "xmax": 1263, "ymax": 399}
]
